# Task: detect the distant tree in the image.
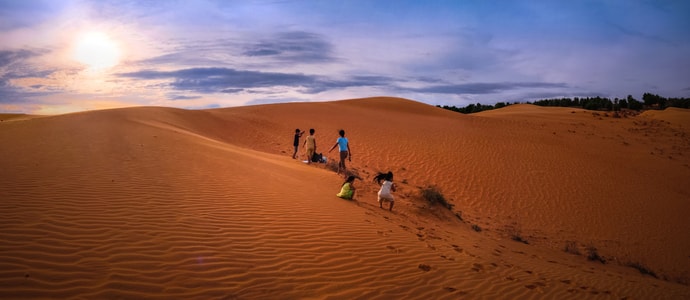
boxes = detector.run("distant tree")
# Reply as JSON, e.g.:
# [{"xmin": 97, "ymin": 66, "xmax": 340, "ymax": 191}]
[
  {"xmin": 533, "ymin": 98, "xmax": 577, "ymax": 107},
  {"xmin": 581, "ymin": 96, "xmax": 612, "ymax": 110},
  {"xmin": 472, "ymin": 102, "xmax": 482, "ymax": 113},
  {"xmin": 619, "ymin": 98, "xmax": 628, "ymax": 109},
  {"xmin": 666, "ymin": 97, "xmax": 690, "ymax": 108},
  {"xmin": 437, "ymin": 92, "xmax": 686, "ymax": 115},
  {"xmin": 613, "ymin": 98, "xmax": 620, "ymax": 111},
  {"xmin": 658, "ymin": 97, "xmax": 667, "ymax": 109},
  {"xmin": 642, "ymin": 93, "xmax": 659, "ymax": 106},
  {"xmin": 642, "ymin": 93, "xmax": 665, "ymax": 108},
  {"xmin": 627, "ymin": 95, "xmax": 643, "ymax": 110}
]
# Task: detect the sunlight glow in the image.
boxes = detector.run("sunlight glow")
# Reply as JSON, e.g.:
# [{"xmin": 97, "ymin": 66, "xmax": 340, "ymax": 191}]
[{"xmin": 71, "ymin": 31, "xmax": 121, "ymax": 70}]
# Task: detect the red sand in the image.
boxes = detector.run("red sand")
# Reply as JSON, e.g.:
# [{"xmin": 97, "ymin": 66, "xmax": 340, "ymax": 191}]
[{"xmin": 1, "ymin": 97, "xmax": 688, "ymax": 298}]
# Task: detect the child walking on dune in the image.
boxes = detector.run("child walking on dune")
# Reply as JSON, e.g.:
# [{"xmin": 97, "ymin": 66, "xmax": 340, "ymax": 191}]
[
  {"xmin": 328, "ymin": 129, "xmax": 351, "ymax": 175},
  {"xmin": 374, "ymin": 171, "xmax": 396, "ymax": 211},
  {"xmin": 336, "ymin": 176, "xmax": 357, "ymax": 200},
  {"xmin": 303, "ymin": 128, "xmax": 316, "ymax": 164},
  {"xmin": 292, "ymin": 128, "xmax": 304, "ymax": 159}
]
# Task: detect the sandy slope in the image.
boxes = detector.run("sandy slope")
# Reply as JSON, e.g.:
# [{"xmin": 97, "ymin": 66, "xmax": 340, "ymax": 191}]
[{"xmin": 1, "ymin": 98, "xmax": 688, "ymax": 299}]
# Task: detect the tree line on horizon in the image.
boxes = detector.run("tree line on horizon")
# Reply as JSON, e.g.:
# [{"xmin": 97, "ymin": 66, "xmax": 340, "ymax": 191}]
[{"xmin": 438, "ymin": 93, "xmax": 690, "ymax": 114}]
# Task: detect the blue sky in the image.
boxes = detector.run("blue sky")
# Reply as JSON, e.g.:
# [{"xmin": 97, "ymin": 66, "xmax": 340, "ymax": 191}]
[{"xmin": 1, "ymin": 0, "xmax": 689, "ymax": 114}]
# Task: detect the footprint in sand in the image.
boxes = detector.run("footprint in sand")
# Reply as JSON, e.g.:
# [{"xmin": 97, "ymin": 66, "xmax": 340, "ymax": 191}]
[
  {"xmin": 386, "ymin": 245, "xmax": 401, "ymax": 253},
  {"xmin": 471, "ymin": 263, "xmax": 483, "ymax": 272},
  {"xmin": 440, "ymin": 255, "xmax": 455, "ymax": 261}
]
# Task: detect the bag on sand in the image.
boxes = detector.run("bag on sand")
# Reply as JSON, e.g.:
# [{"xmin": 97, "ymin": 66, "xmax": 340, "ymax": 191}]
[{"xmin": 311, "ymin": 152, "xmax": 323, "ymax": 163}]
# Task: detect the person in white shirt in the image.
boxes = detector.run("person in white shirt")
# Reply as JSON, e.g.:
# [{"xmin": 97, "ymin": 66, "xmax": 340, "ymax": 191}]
[{"xmin": 374, "ymin": 171, "xmax": 396, "ymax": 211}]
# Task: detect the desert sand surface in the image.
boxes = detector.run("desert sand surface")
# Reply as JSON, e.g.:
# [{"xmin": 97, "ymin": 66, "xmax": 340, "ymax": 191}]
[{"xmin": 1, "ymin": 97, "xmax": 689, "ymax": 299}]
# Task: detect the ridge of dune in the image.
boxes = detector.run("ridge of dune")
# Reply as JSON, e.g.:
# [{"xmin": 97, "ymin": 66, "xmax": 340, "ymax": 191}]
[
  {"xmin": 640, "ymin": 107, "xmax": 690, "ymax": 129},
  {"xmin": 1, "ymin": 97, "xmax": 689, "ymax": 298},
  {"xmin": 0, "ymin": 114, "xmax": 43, "ymax": 122},
  {"xmin": 476, "ymin": 103, "xmax": 555, "ymax": 115}
]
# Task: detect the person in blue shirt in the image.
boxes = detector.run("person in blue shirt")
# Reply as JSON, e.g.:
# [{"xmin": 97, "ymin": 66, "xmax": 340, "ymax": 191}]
[{"xmin": 328, "ymin": 129, "xmax": 351, "ymax": 175}]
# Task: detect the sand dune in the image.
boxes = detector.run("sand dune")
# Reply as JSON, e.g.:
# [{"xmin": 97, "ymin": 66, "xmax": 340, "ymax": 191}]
[{"xmin": 1, "ymin": 97, "xmax": 688, "ymax": 299}]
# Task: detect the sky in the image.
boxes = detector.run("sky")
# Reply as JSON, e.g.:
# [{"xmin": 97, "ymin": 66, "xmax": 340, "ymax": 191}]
[{"xmin": 1, "ymin": 0, "xmax": 689, "ymax": 114}]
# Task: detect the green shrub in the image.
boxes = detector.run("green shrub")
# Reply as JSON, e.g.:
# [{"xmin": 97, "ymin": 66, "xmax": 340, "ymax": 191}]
[
  {"xmin": 420, "ymin": 185, "xmax": 453, "ymax": 210},
  {"xmin": 506, "ymin": 224, "xmax": 528, "ymax": 244},
  {"xmin": 586, "ymin": 246, "xmax": 606, "ymax": 263},
  {"xmin": 564, "ymin": 241, "xmax": 580, "ymax": 255},
  {"xmin": 511, "ymin": 233, "xmax": 528, "ymax": 244},
  {"xmin": 627, "ymin": 262, "xmax": 658, "ymax": 278}
]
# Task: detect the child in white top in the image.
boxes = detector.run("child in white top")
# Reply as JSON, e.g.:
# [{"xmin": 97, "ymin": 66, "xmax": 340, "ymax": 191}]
[{"xmin": 374, "ymin": 171, "xmax": 396, "ymax": 211}]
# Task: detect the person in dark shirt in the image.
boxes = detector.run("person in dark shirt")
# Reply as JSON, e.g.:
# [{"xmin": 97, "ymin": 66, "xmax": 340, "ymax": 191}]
[{"xmin": 292, "ymin": 128, "xmax": 304, "ymax": 159}]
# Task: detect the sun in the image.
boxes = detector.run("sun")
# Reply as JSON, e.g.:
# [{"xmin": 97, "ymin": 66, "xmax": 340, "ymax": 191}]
[{"xmin": 72, "ymin": 31, "xmax": 122, "ymax": 70}]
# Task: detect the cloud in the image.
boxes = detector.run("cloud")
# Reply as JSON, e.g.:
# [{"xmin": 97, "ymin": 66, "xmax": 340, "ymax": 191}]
[
  {"xmin": 0, "ymin": 1, "xmax": 64, "ymax": 30},
  {"xmin": 116, "ymin": 67, "xmax": 395, "ymax": 95},
  {"xmin": 168, "ymin": 94, "xmax": 202, "ymax": 100},
  {"xmin": 140, "ymin": 30, "xmax": 336, "ymax": 70},
  {"xmin": 304, "ymin": 75, "xmax": 395, "ymax": 94},
  {"xmin": 116, "ymin": 67, "xmax": 316, "ymax": 93},
  {"xmin": 174, "ymin": 68, "xmax": 316, "ymax": 92},
  {"xmin": 403, "ymin": 82, "xmax": 569, "ymax": 95},
  {"xmin": 0, "ymin": 49, "xmax": 42, "ymax": 68},
  {"xmin": 244, "ymin": 97, "xmax": 308, "ymax": 106},
  {"xmin": 241, "ymin": 31, "xmax": 337, "ymax": 64},
  {"xmin": 0, "ymin": 80, "xmax": 53, "ymax": 104},
  {"xmin": 518, "ymin": 90, "xmax": 607, "ymax": 101},
  {"xmin": 0, "ymin": 49, "xmax": 58, "ymax": 103},
  {"xmin": 138, "ymin": 38, "xmax": 241, "ymax": 68},
  {"xmin": 115, "ymin": 65, "xmax": 572, "ymax": 101},
  {"xmin": 605, "ymin": 21, "xmax": 675, "ymax": 46},
  {"xmin": 220, "ymin": 88, "xmax": 243, "ymax": 94}
]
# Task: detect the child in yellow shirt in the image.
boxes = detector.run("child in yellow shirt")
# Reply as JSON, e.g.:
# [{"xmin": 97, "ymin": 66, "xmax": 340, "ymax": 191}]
[{"xmin": 336, "ymin": 176, "xmax": 356, "ymax": 200}]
